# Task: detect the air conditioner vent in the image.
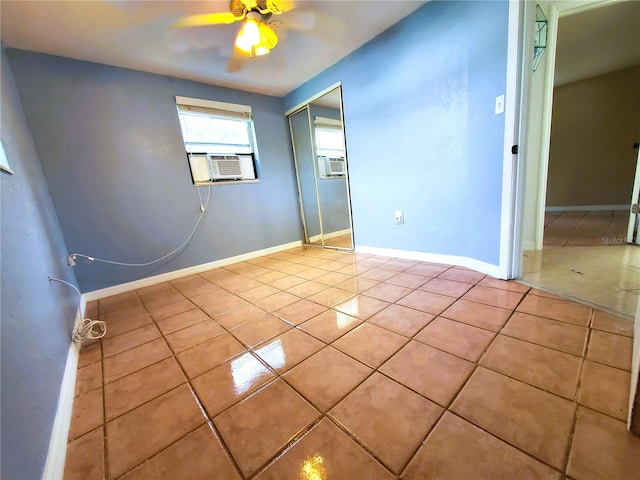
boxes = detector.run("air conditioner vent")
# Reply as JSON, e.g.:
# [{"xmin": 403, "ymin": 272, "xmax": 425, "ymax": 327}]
[
  {"xmin": 328, "ymin": 158, "xmax": 345, "ymax": 175},
  {"xmin": 208, "ymin": 154, "xmax": 256, "ymax": 181},
  {"xmin": 212, "ymin": 156, "xmax": 242, "ymax": 177}
]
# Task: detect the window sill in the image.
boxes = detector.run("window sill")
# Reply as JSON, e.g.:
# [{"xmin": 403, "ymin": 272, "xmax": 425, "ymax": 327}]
[
  {"xmin": 194, "ymin": 179, "xmax": 263, "ymax": 187},
  {"xmin": 319, "ymin": 175, "xmax": 346, "ymax": 180}
]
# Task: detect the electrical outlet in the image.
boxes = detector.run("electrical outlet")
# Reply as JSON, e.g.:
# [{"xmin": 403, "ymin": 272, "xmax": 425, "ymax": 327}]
[
  {"xmin": 495, "ymin": 94, "xmax": 505, "ymax": 115},
  {"xmin": 394, "ymin": 210, "xmax": 404, "ymax": 225}
]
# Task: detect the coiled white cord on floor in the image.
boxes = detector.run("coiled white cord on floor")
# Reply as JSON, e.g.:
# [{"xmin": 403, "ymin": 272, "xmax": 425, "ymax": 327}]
[
  {"xmin": 67, "ymin": 186, "xmax": 211, "ymax": 268},
  {"xmin": 48, "ymin": 277, "xmax": 107, "ymax": 342}
]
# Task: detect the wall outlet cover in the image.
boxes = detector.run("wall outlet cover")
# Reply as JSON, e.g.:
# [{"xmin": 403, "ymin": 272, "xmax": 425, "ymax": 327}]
[{"xmin": 495, "ymin": 94, "xmax": 505, "ymax": 115}]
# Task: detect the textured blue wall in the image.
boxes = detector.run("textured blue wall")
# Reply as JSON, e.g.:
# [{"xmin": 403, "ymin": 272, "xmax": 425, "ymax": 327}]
[
  {"xmin": 284, "ymin": 1, "xmax": 509, "ymax": 265},
  {"xmin": 1, "ymin": 47, "xmax": 79, "ymax": 480},
  {"xmin": 7, "ymin": 50, "xmax": 302, "ymax": 291}
]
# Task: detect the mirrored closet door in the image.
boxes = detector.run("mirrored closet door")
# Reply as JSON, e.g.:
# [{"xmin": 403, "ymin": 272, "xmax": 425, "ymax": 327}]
[{"xmin": 288, "ymin": 86, "xmax": 353, "ymax": 250}]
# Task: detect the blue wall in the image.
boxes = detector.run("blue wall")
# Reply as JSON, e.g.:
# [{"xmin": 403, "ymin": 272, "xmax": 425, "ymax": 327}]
[
  {"xmin": 284, "ymin": 1, "xmax": 509, "ymax": 265},
  {"xmin": 7, "ymin": 50, "xmax": 302, "ymax": 292},
  {"xmin": 1, "ymin": 46, "xmax": 79, "ymax": 480}
]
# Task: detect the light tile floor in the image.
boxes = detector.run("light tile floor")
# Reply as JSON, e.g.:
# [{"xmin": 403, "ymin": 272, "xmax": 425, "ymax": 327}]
[
  {"xmin": 307, "ymin": 233, "xmax": 353, "ymax": 249},
  {"xmin": 543, "ymin": 210, "xmax": 628, "ymax": 247},
  {"xmin": 522, "ymin": 245, "xmax": 640, "ymax": 317},
  {"xmin": 65, "ymin": 246, "xmax": 639, "ymax": 480}
]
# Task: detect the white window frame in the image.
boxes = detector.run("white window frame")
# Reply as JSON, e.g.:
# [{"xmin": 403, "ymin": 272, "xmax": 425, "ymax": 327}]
[
  {"xmin": 314, "ymin": 116, "xmax": 346, "ymax": 179},
  {"xmin": 176, "ymin": 96, "xmax": 260, "ymax": 185}
]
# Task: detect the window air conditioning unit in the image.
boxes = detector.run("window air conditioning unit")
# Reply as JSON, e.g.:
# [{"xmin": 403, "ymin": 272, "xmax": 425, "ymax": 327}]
[
  {"xmin": 317, "ymin": 156, "xmax": 346, "ymax": 177},
  {"xmin": 209, "ymin": 155, "xmax": 256, "ymax": 181},
  {"xmin": 328, "ymin": 157, "xmax": 346, "ymax": 175},
  {"xmin": 187, "ymin": 153, "xmax": 256, "ymax": 184}
]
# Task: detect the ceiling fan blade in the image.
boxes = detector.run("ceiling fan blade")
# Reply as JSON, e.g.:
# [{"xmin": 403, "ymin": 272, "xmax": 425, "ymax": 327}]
[
  {"xmin": 173, "ymin": 12, "xmax": 241, "ymax": 29},
  {"xmin": 282, "ymin": 9, "xmax": 317, "ymax": 31},
  {"xmin": 227, "ymin": 46, "xmax": 249, "ymax": 73},
  {"xmin": 268, "ymin": 0, "xmax": 296, "ymax": 13}
]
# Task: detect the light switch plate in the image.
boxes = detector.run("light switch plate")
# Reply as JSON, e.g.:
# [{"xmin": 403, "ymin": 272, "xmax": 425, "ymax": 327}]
[{"xmin": 495, "ymin": 94, "xmax": 505, "ymax": 115}]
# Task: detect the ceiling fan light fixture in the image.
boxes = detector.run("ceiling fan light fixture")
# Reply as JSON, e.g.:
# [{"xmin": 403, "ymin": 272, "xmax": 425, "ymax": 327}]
[
  {"xmin": 235, "ymin": 14, "xmax": 261, "ymax": 53},
  {"xmin": 254, "ymin": 45, "xmax": 270, "ymax": 56},
  {"xmin": 257, "ymin": 22, "xmax": 278, "ymax": 51}
]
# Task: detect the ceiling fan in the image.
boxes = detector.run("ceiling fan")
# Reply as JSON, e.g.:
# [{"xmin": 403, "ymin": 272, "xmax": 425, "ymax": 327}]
[{"xmin": 173, "ymin": 0, "xmax": 300, "ymax": 71}]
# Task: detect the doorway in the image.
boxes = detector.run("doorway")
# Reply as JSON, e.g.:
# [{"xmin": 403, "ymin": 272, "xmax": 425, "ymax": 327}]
[
  {"xmin": 521, "ymin": 0, "xmax": 640, "ymax": 319},
  {"xmin": 287, "ymin": 85, "xmax": 354, "ymax": 250}
]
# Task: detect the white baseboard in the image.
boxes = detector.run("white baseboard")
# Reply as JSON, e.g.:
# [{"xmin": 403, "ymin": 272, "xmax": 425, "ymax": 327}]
[
  {"xmin": 355, "ymin": 245, "xmax": 503, "ymax": 279},
  {"xmin": 545, "ymin": 205, "xmax": 629, "ymax": 212},
  {"xmin": 42, "ymin": 305, "xmax": 84, "ymax": 480},
  {"xmin": 83, "ymin": 240, "xmax": 302, "ymax": 301},
  {"xmin": 522, "ymin": 241, "xmax": 537, "ymax": 251},
  {"xmin": 324, "ymin": 229, "xmax": 351, "ymax": 240},
  {"xmin": 309, "ymin": 229, "xmax": 350, "ymax": 243}
]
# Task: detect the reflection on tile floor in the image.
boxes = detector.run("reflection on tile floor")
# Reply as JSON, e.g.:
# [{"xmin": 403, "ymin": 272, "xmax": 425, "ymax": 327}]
[
  {"xmin": 307, "ymin": 233, "xmax": 353, "ymax": 249},
  {"xmin": 522, "ymin": 245, "xmax": 640, "ymax": 317},
  {"xmin": 544, "ymin": 210, "xmax": 628, "ymax": 247},
  {"xmin": 65, "ymin": 246, "xmax": 639, "ymax": 479}
]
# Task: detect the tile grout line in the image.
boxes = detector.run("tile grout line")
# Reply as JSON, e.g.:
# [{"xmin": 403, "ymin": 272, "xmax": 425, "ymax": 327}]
[
  {"xmin": 420, "ymin": 289, "xmax": 570, "ymax": 476},
  {"xmin": 77, "ymin": 247, "xmax": 633, "ymax": 479},
  {"xmin": 144, "ymin": 294, "xmax": 248, "ymax": 480},
  {"xmin": 444, "ymin": 410, "xmax": 567, "ymax": 476},
  {"xmin": 560, "ymin": 307, "xmax": 596, "ymax": 477},
  {"xmin": 103, "ymin": 284, "xmax": 248, "ymax": 480},
  {"xmin": 96, "ymin": 301, "xmax": 110, "ymax": 480},
  {"xmin": 397, "ymin": 286, "xmax": 570, "ymax": 477}
]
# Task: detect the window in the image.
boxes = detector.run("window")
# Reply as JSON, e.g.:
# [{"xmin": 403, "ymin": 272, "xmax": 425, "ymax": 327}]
[
  {"xmin": 176, "ymin": 96, "xmax": 259, "ymax": 184},
  {"xmin": 314, "ymin": 116, "xmax": 346, "ymax": 178},
  {"xmin": 314, "ymin": 116, "xmax": 345, "ymax": 158}
]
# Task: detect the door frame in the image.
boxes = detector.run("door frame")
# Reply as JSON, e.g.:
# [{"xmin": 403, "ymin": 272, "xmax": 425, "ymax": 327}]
[
  {"xmin": 288, "ymin": 105, "xmax": 318, "ymax": 245},
  {"xmin": 525, "ymin": 0, "xmax": 639, "ymax": 431},
  {"xmin": 532, "ymin": 0, "xmax": 623, "ymax": 250},
  {"xmin": 626, "ymin": 146, "xmax": 640, "ymax": 243},
  {"xmin": 499, "ymin": 0, "xmax": 534, "ymax": 280},
  {"xmin": 286, "ymin": 82, "xmax": 355, "ymax": 251}
]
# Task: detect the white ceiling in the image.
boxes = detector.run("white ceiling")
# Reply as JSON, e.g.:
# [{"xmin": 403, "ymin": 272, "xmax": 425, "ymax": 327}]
[
  {"xmin": 0, "ymin": 0, "xmax": 427, "ymax": 97},
  {"xmin": 555, "ymin": 0, "xmax": 640, "ymax": 86}
]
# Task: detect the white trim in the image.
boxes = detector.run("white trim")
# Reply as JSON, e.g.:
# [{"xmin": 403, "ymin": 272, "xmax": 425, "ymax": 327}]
[
  {"xmin": 285, "ymin": 81, "xmax": 342, "ymax": 116},
  {"xmin": 309, "ymin": 229, "xmax": 350, "ymax": 243},
  {"xmin": 555, "ymin": 0, "xmax": 623, "ymax": 18},
  {"xmin": 42, "ymin": 304, "xmax": 85, "ymax": 480},
  {"xmin": 546, "ymin": 204, "xmax": 630, "ymax": 212},
  {"xmin": 83, "ymin": 240, "xmax": 302, "ymax": 301},
  {"xmin": 309, "ymin": 234, "xmax": 322, "ymax": 243},
  {"xmin": 498, "ymin": 0, "xmax": 525, "ymax": 280},
  {"xmin": 629, "ymin": 297, "xmax": 640, "ymax": 430},
  {"xmin": 534, "ymin": 4, "xmax": 558, "ymax": 250},
  {"xmin": 314, "ymin": 116, "xmax": 342, "ymax": 127},
  {"xmin": 324, "ymin": 229, "xmax": 351, "ymax": 240},
  {"xmin": 522, "ymin": 241, "xmax": 536, "ymax": 251},
  {"xmin": 355, "ymin": 245, "xmax": 502, "ymax": 279},
  {"xmin": 175, "ymin": 96, "xmax": 252, "ymax": 114},
  {"xmin": 627, "ymin": 146, "xmax": 640, "ymax": 243}
]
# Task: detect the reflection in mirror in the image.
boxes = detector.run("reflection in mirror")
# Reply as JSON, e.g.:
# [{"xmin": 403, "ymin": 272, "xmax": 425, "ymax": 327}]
[
  {"xmin": 288, "ymin": 86, "xmax": 353, "ymax": 250},
  {"xmin": 310, "ymin": 89, "xmax": 351, "ymax": 248},
  {"xmin": 289, "ymin": 107, "xmax": 322, "ymax": 245}
]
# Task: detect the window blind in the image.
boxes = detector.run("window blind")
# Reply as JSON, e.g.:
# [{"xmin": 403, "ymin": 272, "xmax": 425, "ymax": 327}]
[{"xmin": 176, "ymin": 96, "xmax": 252, "ymax": 120}]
